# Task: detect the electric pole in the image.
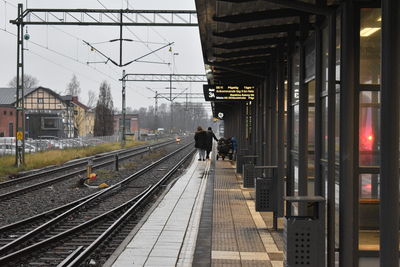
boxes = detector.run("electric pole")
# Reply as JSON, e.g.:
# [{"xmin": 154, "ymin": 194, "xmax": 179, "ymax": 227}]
[
  {"xmin": 122, "ymin": 69, "xmax": 126, "ymax": 145},
  {"xmin": 169, "ymin": 74, "xmax": 173, "ymax": 133},
  {"xmin": 154, "ymin": 91, "xmax": 158, "ymax": 131}
]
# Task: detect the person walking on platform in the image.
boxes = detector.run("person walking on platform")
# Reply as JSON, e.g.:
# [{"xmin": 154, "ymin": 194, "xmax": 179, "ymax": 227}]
[
  {"xmin": 206, "ymin": 127, "xmax": 218, "ymax": 159},
  {"xmin": 194, "ymin": 126, "xmax": 207, "ymax": 161},
  {"xmin": 231, "ymin": 136, "xmax": 238, "ymax": 160}
]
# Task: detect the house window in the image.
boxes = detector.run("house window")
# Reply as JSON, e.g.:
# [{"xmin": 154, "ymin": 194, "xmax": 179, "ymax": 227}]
[
  {"xmin": 3, "ymin": 111, "xmax": 6, "ymax": 115},
  {"xmin": 9, "ymin": 111, "xmax": 13, "ymax": 116},
  {"xmin": 41, "ymin": 117, "xmax": 60, "ymax": 130},
  {"xmin": 38, "ymin": 98, "xmax": 44, "ymax": 104}
]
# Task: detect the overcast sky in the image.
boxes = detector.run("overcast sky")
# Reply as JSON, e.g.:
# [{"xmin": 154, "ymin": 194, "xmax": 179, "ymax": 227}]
[{"xmin": 0, "ymin": 0, "xmax": 207, "ymax": 112}]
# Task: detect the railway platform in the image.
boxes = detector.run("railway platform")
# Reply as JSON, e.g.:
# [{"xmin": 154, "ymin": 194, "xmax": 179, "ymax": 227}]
[{"xmin": 105, "ymin": 153, "xmax": 284, "ymax": 267}]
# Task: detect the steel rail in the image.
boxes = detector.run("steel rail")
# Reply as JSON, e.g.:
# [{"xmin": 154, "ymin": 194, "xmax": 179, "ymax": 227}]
[
  {"xmin": 0, "ymin": 190, "xmax": 103, "ymax": 233},
  {"xmin": 0, "ymin": 186, "xmax": 153, "ymax": 264},
  {"xmin": 0, "ymin": 142, "xmax": 193, "ymax": 258},
  {"xmin": 64, "ymin": 150, "xmax": 195, "ymax": 266},
  {"xmin": 0, "ymin": 139, "xmax": 176, "ymax": 201},
  {"xmin": 56, "ymin": 246, "xmax": 84, "ymax": 267}
]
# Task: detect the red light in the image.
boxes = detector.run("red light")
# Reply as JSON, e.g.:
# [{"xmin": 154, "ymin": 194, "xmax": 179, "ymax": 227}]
[{"xmin": 368, "ymin": 135, "xmax": 373, "ymax": 141}]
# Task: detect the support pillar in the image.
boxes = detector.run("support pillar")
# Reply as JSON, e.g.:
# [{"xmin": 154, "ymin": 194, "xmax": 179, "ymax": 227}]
[
  {"xmin": 327, "ymin": 12, "xmax": 336, "ymax": 267},
  {"xmin": 277, "ymin": 45, "xmax": 285, "ymax": 217},
  {"xmin": 286, "ymin": 31, "xmax": 295, "ymax": 214},
  {"xmin": 339, "ymin": 1, "xmax": 358, "ymax": 266},
  {"xmin": 380, "ymin": 0, "xmax": 400, "ymax": 265},
  {"xmin": 298, "ymin": 15, "xmax": 309, "ymax": 214}
]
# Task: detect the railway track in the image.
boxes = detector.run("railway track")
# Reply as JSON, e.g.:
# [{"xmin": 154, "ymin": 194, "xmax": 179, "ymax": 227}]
[
  {"xmin": 0, "ymin": 139, "xmax": 177, "ymax": 201},
  {"xmin": 0, "ymin": 142, "xmax": 195, "ymax": 266}
]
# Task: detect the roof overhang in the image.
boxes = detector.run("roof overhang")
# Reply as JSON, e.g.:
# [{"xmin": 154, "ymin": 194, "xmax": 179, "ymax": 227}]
[{"xmin": 196, "ymin": 0, "xmax": 339, "ymax": 111}]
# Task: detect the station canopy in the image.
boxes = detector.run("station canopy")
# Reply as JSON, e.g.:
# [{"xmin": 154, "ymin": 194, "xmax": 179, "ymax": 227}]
[{"xmin": 195, "ymin": 0, "xmax": 340, "ymax": 115}]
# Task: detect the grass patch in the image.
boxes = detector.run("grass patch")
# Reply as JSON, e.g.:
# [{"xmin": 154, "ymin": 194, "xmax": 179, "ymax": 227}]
[
  {"xmin": 0, "ymin": 140, "xmax": 146, "ymax": 179},
  {"xmin": 120, "ymin": 161, "xmax": 138, "ymax": 169}
]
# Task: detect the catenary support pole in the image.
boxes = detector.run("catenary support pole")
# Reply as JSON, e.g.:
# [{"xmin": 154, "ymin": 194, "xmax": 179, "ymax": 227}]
[
  {"xmin": 380, "ymin": 0, "xmax": 400, "ymax": 265},
  {"xmin": 122, "ymin": 70, "xmax": 126, "ymax": 145},
  {"xmin": 170, "ymin": 74, "xmax": 173, "ymax": 133},
  {"xmin": 15, "ymin": 3, "xmax": 25, "ymax": 167}
]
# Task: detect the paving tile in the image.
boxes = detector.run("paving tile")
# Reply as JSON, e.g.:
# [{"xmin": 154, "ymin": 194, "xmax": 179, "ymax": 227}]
[
  {"xmin": 211, "ymin": 259, "xmax": 241, "ymax": 267},
  {"xmin": 271, "ymin": 260, "xmax": 284, "ymax": 267},
  {"xmin": 112, "ymin": 257, "xmax": 136, "ymax": 267},
  {"xmin": 144, "ymin": 256, "xmax": 177, "ymax": 267},
  {"xmin": 241, "ymin": 260, "xmax": 272, "ymax": 267},
  {"xmin": 211, "ymin": 250, "xmax": 240, "ymax": 260},
  {"xmin": 240, "ymin": 251, "xmax": 270, "ymax": 261},
  {"xmin": 149, "ymin": 248, "xmax": 181, "ymax": 258},
  {"xmin": 268, "ymin": 252, "xmax": 284, "ymax": 261}
]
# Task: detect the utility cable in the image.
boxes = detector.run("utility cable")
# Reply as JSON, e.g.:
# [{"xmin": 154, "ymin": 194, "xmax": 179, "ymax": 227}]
[
  {"xmin": 1, "ymin": 26, "xmax": 151, "ymax": 100},
  {"xmin": 95, "ymin": 0, "xmax": 168, "ymax": 65}
]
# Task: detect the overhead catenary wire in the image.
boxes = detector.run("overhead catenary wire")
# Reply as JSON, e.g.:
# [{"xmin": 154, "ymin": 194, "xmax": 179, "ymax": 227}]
[
  {"xmin": 0, "ymin": 26, "xmax": 151, "ymax": 100},
  {"xmin": 0, "ymin": 1, "xmax": 154, "ymax": 98},
  {"xmin": 95, "ymin": 0, "xmax": 169, "ymax": 65},
  {"xmin": 1, "ymin": 1, "xmax": 205, "ymax": 111}
]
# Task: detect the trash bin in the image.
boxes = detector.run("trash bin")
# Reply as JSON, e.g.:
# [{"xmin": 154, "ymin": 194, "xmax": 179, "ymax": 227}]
[
  {"xmin": 243, "ymin": 163, "xmax": 255, "ymax": 188},
  {"xmin": 255, "ymin": 166, "xmax": 276, "ymax": 212},
  {"xmin": 255, "ymin": 177, "xmax": 274, "ymax": 211},
  {"xmin": 284, "ymin": 196, "xmax": 325, "ymax": 267},
  {"xmin": 235, "ymin": 149, "xmax": 248, "ymax": 173}
]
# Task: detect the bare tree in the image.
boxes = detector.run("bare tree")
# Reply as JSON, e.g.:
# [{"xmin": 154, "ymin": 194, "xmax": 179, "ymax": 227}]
[
  {"xmin": 93, "ymin": 81, "xmax": 114, "ymax": 136},
  {"xmin": 86, "ymin": 90, "xmax": 97, "ymax": 109},
  {"xmin": 8, "ymin": 74, "xmax": 39, "ymax": 89},
  {"xmin": 65, "ymin": 74, "xmax": 81, "ymax": 96}
]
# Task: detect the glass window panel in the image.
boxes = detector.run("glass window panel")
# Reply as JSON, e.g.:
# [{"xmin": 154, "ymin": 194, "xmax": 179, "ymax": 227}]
[
  {"xmin": 322, "ymin": 97, "xmax": 328, "ymax": 159},
  {"xmin": 308, "ymin": 106, "xmax": 315, "ymax": 151},
  {"xmin": 334, "ymin": 164, "xmax": 340, "ymax": 247},
  {"xmin": 293, "ymin": 105, "xmax": 299, "ymax": 150},
  {"xmin": 360, "ymin": 8, "xmax": 381, "ymax": 84},
  {"xmin": 308, "ymin": 80, "xmax": 316, "ymax": 104},
  {"xmin": 292, "ymin": 51, "xmax": 300, "ymax": 104},
  {"xmin": 322, "ymin": 27, "xmax": 329, "ymax": 93},
  {"xmin": 335, "ymin": 91, "xmax": 340, "ymax": 161},
  {"xmin": 359, "ymin": 91, "xmax": 380, "ymax": 166},
  {"xmin": 293, "ymin": 159, "xmax": 299, "ymax": 196},
  {"xmin": 308, "ymin": 152, "xmax": 315, "ymax": 179},
  {"xmin": 305, "ymin": 36, "xmax": 316, "ymax": 82},
  {"xmin": 42, "ymin": 117, "xmax": 59, "ymax": 130},
  {"xmin": 360, "ymin": 173, "xmax": 380, "ymax": 199},
  {"xmin": 336, "ymin": 14, "xmax": 341, "ymax": 81},
  {"xmin": 359, "ymin": 174, "xmax": 380, "ymax": 251}
]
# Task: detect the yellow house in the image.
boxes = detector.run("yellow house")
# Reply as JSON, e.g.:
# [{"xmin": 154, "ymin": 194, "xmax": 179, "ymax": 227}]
[{"xmin": 72, "ymin": 97, "xmax": 94, "ymax": 137}]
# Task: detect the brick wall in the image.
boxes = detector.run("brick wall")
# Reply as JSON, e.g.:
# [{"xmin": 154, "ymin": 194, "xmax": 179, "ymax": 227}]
[{"xmin": 0, "ymin": 106, "xmax": 19, "ymax": 137}]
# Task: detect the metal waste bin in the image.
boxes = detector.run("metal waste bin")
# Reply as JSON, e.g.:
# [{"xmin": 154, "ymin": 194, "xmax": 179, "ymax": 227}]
[
  {"xmin": 284, "ymin": 196, "xmax": 325, "ymax": 267},
  {"xmin": 236, "ymin": 149, "xmax": 248, "ymax": 173},
  {"xmin": 255, "ymin": 177, "xmax": 274, "ymax": 211},
  {"xmin": 255, "ymin": 166, "xmax": 276, "ymax": 212},
  {"xmin": 243, "ymin": 163, "xmax": 255, "ymax": 188}
]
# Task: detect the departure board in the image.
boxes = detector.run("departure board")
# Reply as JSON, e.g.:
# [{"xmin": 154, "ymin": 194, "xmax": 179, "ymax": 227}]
[{"xmin": 203, "ymin": 85, "xmax": 255, "ymax": 101}]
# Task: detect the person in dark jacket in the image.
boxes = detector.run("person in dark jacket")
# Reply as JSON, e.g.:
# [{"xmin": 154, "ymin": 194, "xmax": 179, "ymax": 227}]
[
  {"xmin": 194, "ymin": 126, "xmax": 207, "ymax": 161},
  {"xmin": 231, "ymin": 136, "xmax": 238, "ymax": 160},
  {"xmin": 206, "ymin": 127, "xmax": 218, "ymax": 159}
]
